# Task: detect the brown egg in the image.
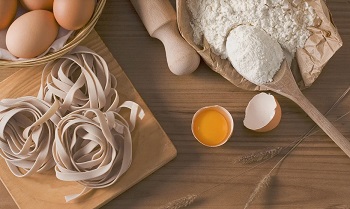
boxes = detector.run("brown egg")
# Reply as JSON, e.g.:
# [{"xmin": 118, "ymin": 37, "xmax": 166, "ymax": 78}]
[
  {"xmin": 19, "ymin": 0, "xmax": 54, "ymax": 11},
  {"xmin": 243, "ymin": 93, "xmax": 282, "ymax": 132},
  {"xmin": 6, "ymin": 10, "xmax": 59, "ymax": 58},
  {"xmin": 0, "ymin": 0, "xmax": 17, "ymax": 30},
  {"xmin": 53, "ymin": 0, "xmax": 96, "ymax": 30}
]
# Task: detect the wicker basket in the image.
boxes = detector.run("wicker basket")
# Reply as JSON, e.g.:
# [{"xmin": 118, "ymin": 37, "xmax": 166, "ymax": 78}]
[{"xmin": 0, "ymin": 0, "xmax": 106, "ymax": 69}]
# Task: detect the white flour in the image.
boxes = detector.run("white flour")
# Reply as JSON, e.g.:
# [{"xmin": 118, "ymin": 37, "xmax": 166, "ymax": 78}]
[
  {"xmin": 187, "ymin": 0, "xmax": 317, "ymax": 59},
  {"xmin": 226, "ymin": 25, "xmax": 284, "ymax": 85}
]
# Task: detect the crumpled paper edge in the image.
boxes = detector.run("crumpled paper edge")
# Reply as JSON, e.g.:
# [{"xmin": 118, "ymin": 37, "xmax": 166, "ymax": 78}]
[
  {"xmin": 296, "ymin": 0, "xmax": 343, "ymax": 88},
  {"xmin": 177, "ymin": 0, "xmax": 343, "ymax": 91}
]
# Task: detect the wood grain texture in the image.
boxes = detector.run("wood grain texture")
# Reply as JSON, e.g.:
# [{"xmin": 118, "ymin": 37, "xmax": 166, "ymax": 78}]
[
  {"xmin": 0, "ymin": 30, "xmax": 176, "ymax": 209},
  {"xmin": 1, "ymin": 0, "xmax": 350, "ymax": 208},
  {"xmin": 263, "ymin": 61, "xmax": 350, "ymax": 158}
]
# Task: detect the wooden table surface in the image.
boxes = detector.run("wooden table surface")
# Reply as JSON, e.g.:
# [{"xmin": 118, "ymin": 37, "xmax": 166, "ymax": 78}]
[{"xmin": 1, "ymin": 0, "xmax": 350, "ymax": 208}]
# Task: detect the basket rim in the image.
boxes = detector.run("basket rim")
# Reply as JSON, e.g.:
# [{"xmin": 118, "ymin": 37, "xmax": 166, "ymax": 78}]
[{"xmin": 0, "ymin": 0, "xmax": 107, "ymax": 69}]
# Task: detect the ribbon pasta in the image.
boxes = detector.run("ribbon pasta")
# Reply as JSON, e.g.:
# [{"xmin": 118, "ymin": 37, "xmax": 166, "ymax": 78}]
[
  {"xmin": 53, "ymin": 106, "xmax": 144, "ymax": 202},
  {"xmin": 0, "ymin": 97, "xmax": 61, "ymax": 177},
  {"xmin": 38, "ymin": 46, "xmax": 119, "ymax": 115},
  {"xmin": 0, "ymin": 46, "xmax": 145, "ymax": 202}
]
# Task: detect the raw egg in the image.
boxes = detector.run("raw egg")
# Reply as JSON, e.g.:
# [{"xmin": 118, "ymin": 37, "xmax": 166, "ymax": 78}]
[
  {"xmin": 53, "ymin": 0, "xmax": 96, "ymax": 30},
  {"xmin": 0, "ymin": 0, "xmax": 17, "ymax": 30},
  {"xmin": 244, "ymin": 92, "xmax": 282, "ymax": 132},
  {"xmin": 6, "ymin": 10, "xmax": 59, "ymax": 58},
  {"xmin": 19, "ymin": 0, "xmax": 54, "ymax": 11},
  {"xmin": 192, "ymin": 106, "xmax": 234, "ymax": 147}
]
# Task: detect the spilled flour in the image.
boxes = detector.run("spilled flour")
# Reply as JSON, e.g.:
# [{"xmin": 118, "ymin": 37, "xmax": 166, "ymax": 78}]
[{"xmin": 187, "ymin": 0, "xmax": 317, "ymax": 59}]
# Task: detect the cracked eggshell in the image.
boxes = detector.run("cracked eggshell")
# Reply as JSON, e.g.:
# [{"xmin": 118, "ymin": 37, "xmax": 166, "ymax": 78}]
[
  {"xmin": 243, "ymin": 92, "xmax": 282, "ymax": 132},
  {"xmin": 191, "ymin": 105, "xmax": 234, "ymax": 147}
]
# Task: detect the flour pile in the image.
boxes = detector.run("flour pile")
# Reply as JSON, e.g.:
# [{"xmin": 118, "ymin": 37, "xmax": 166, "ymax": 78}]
[
  {"xmin": 187, "ymin": 0, "xmax": 317, "ymax": 59},
  {"xmin": 226, "ymin": 25, "xmax": 284, "ymax": 85}
]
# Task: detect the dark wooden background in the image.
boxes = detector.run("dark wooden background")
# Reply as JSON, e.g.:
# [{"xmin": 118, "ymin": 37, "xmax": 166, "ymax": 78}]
[{"xmin": 1, "ymin": 0, "xmax": 349, "ymax": 208}]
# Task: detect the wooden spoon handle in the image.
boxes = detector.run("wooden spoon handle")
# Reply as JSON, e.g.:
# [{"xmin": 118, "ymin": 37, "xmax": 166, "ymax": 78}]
[
  {"xmin": 263, "ymin": 61, "xmax": 350, "ymax": 157},
  {"xmin": 284, "ymin": 89, "xmax": 350, "ymax": 157},
  {"xmin": 130, "ymin": 0, "xmax": 200, "ymax": 75},
  {"xmin": 263, "ymin": 62, "xmax": 350, "ymax": 157}
]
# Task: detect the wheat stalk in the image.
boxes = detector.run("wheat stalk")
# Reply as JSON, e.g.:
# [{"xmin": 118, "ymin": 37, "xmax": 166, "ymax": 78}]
[
  {"xmin": 159, "ymin": 86, "xmax": 349, "ymax": 209},
  {"xmin": 244, "ymin": 174, "xmax": 271, "ymax": 209},
  {"xmin": 158, "ymin": 195, "xmax": 197, "ymax": 209},
  {"xmin": 243, "ymin": 85, "xmax": 350, "ymax": 209},
  {"xmin": 240, "ymin": 85, "xmax": 350, "ymax": 166},
  {"xmin": 238, "ymin": 146, "xmax": 283, "ymax": 164}
]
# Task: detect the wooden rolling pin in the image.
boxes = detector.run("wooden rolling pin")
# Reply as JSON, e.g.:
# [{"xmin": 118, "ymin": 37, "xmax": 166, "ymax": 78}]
[{"xmin": 130, "ymin": 0, "xmax": 200, "ymax": 75}]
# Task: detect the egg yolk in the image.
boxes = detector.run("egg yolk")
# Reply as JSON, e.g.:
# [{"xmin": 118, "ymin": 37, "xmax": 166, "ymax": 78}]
[{"xmin": 193, "ymin": 109, "xmax": 229, "ymax": 146}]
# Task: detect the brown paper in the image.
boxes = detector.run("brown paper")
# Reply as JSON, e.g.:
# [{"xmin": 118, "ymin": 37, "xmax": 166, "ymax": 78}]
[{"xmin": 177, "ymin": 0, "xmax": 343, "ymax": 91}]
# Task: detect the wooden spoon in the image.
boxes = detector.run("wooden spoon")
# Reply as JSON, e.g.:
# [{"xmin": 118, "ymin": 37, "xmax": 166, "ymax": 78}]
[{"xmin": 262, "ymin": 60, "xmax": 350, "ymax": 158}]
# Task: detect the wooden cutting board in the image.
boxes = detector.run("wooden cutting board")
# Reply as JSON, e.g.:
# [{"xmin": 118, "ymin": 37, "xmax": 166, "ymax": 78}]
[{"xmin": 0, "ymin": 30, "xmax": 177, "ymax": 209}]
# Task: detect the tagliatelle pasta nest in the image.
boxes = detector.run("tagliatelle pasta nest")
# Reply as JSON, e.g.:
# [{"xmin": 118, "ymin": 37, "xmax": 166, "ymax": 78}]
[
  {"xmin": 38, "ymin": 46, "xmax": 119, "ymax": 115},
  {"xmin": 0, "ymin": 46, "xmax": 145, "ymax": 202},
  {"xmin": 54, "ymin": 107, "xmax": 144, "ymax": 202},
  {"xmin": 0, "ymin": 97, "xmax": 61, "ymax": 177}
]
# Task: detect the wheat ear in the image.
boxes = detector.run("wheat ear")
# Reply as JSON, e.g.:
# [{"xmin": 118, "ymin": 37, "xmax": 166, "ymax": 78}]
[
  {"xmin": 160, "ymin": 86, "xmax": 349, "ymax": 209},
  {"xmin": 271, "ymin": 85, "xmax": 350, "ymax": 172},
  {"xmin": 243, "ymin": 85, "xmax": 349, "ymax": 209},
  {"xmin": 238, "ymin": 146, "xmax": 283, "ymax": 164},
  {"xmin": 158, "ymin": 194, "xmax": 197, "ymax": 209},
  {"xmin": 243, "ymin": 174, "xmax": 271, "ymax": 209}
]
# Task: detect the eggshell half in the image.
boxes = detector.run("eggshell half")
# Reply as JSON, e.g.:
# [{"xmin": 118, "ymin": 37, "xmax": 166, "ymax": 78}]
[
  {"xmin": 6, "ymin": 10, "xmax": 59, "ymax": 58},
  {"xmin": 243, "ymin": 93, "xmax": 282, "ymax": 132},
  {"xmin": 191, "ymin": 105, "xmax": 234, "ymax": 147}
]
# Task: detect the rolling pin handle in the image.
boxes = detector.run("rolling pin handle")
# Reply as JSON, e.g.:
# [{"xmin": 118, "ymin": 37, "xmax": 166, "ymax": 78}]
[
  {"xmin": 152, "ymin": 21, "xmax": 200, "ymax": 75},
  {"xmin": 130, "ymin": 0, "xmax": 200, "ymax": 75}
]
